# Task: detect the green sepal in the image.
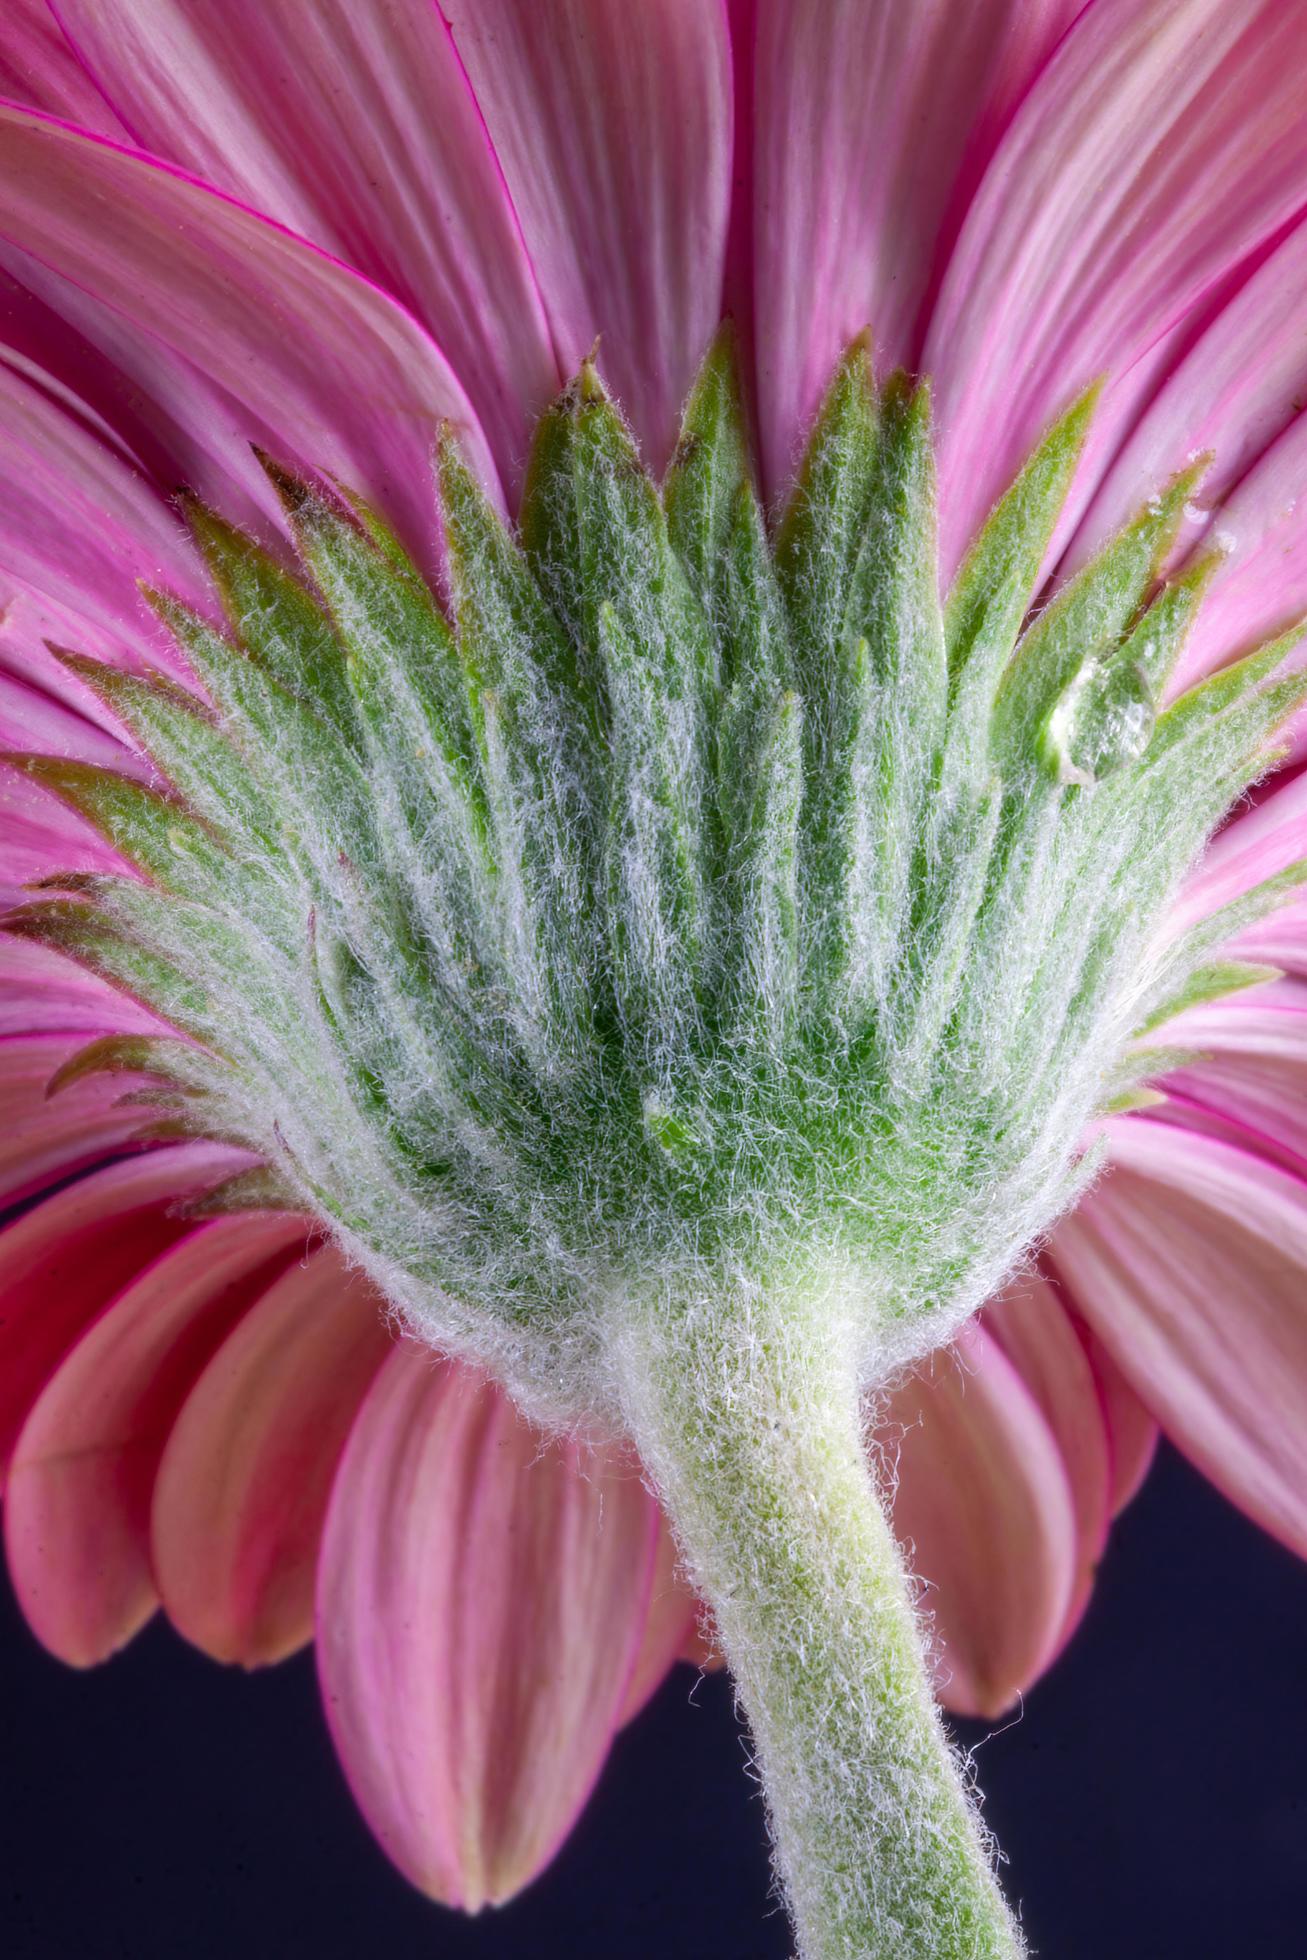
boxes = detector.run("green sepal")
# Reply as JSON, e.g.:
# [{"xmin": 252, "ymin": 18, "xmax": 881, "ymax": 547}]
[
  {"xmin": 1146, "ymin": 621, "xmax": 1307, "ymax": 763},
  {"xmin": 44, "ymin": 1030, "xmax": 208, "ymax": 1097},
  {"xmin": 775, "ymin": 332, "xmax": 879, "ymax": 680},
  {"xmin": 574, "ymin": 361, "xmax": 718, "ymax": 717},
  {"xmin": 599, "ymin": 600, "xmax": 705, "ymax": 1051},
  {"xmin": 518, "ymin": 370, "xmax": 588, "ymax": 644},
  {"xmin": 1100, "ymin": 1040, "xmax": 1204, "ymax": 1106},
  {"xmin": 992, "ymin": 460, "xmax": 1204, "ymax": 779},
  {"xmin": 1124, "ymin": 552, "xmax": 1220, "ymax": 697},
  {"xmin": 663, "ymin": 323, "xmax": 752, "ymax": 617},
  {"xmin": 718, "ymin": 481, "xmax": 793, "ymax": 702},
  {"xmin": 891, "ymin": 782, "xmax": 1002, "ymax": 1089},
  {"xmin": 181, "ymin": 488, "xmax": 354, "ymax": 738},
  {"xmin": 945, "ymin": 387, "xmax": 1098, "ymax": 694},
  {"xmin": 1142, "ymin": 855, "xmax": 1307, "ymax": 998},
  {"xmin": 144, "ymin": 587, "xmax": 372, "ymax": 858},
  {"xmin": 261, "ymin": 455, "xmax": 480, "ymax": 818},
  {"xmin": 439, "ymin": 426, "xmax": 592, "ymax": 741},
  {"xmin": 5, "ymin": 754, "xmax": 227, "ymax": 895},
  {"xmin": 179, "ymin": 1163, "xmax": 307, "ymax": 1218},
  {"xmin": 1101, "ymin": 1083, "xmax": 1169, "ymax": 1115},
  {"xmin": 1045, "ymin": 556, "xmax": 1220, "ymax": 786},
  {"xmin": 845, "ymin": 375, "xmax": 948, "ymax": 994},
  {"xmin": 2, "ymin": 895, "xmax": 214, "ymax": 1031},
  {"xmin": 1136, "ymin": 958, "xmax": 1283, "ymax": 1038},
  {"xmin": 723, "ymin": 688, "xmax": 803, "ymax": 1052},
  {"xmin": 50, "ymin": 652, "xmax": 277, "ymax": 855}
]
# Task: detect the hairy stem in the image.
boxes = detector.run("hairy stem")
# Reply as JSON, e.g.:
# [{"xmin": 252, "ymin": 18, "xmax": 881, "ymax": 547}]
[{"xmin": 619, "ymin": 1278, "xmax": 1022, "ymax": 1960}]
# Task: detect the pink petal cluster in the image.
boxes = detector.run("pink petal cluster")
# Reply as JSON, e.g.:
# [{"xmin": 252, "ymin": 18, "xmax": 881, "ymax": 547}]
[{"xmin": 3, "ymin": 0, "xmax": 1307, "ymax": 1907}]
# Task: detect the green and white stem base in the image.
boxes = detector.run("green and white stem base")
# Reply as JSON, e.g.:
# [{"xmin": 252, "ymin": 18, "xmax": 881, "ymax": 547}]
[
  {"xmin": 20, "ymin": 328, "xmax": 1307, "ymax": 1954},
  {"xmin": 621, "ymin": 1278, "xmax": 1021, "ymax": 1959}
]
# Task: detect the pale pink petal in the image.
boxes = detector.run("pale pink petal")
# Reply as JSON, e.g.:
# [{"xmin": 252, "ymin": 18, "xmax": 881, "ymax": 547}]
[
  {"xmin": 0, "ymin": 939, "xmax": 163, "ymax": 1036},
  {"xmin": 0, "ymin": 666, "xmax": 138, "ymax": 769},
  {"xmin": 441, "ymin": 0, "xmax": 731, "ymax": 473},
  {"xmin": 617, "ymin": 1504, "xmax": 697, "ymax": 1726},
  {"xmin": 1170, "ymin": 763, "xmax": 1307, "ymax": 942},
  {"xmin": 0, "ymin": 764, "xmax": 131, "ymax": 902},
  {"xmin": 1225, "ymin": 899, "xmax": 1307, "ymax": 980},
  {"xmin": 0, "ymin": 352, "xmax": 207, "ymax": 671},
  {"xmin": 1066, "ymin": 211, "xmax": 1307, "ymax": 587},
  {"xmin": 879, "ymin": 1323, "xmax": 1077, "ymax": 1720},
  {"xmin": 1144, "ymin": 985, "xmax": 1307, "ymax": 1175},
  {"xmin": 317, "ymin": 1349, "xmax": 660, "ymax": 1907},
  {"xmin": 0, "ymin": 1, "xmax": 126, "ymax": 139},
  {"xmin": 1074, "ymin": 1315, "xmax": 1160, "ymax": 1517},
  {"xmin": 739, "ymin": 0, "xmax": 1081, "ymax": 494},
  {"xmin": 0, "ymin": 1138, "xmax": 256, "ymax": 1477},
  {"xmin": 982, "ymin": 1269, "xmax": 1112, "ymax": 1647},
  {"xmin": 53, "ymin": 0, "xmax": 559, "ymax": 490},
  {"xmin": 4, "ymin": 1212, "xmax": 304, "ymax": 1665},
  {"xmin": 1174, "ymin": 413, "xmax": 1307, "ymax": 688},
  {"xmin": 0, "ymin": 1031, "xmax": 161, "ymax": 1207},
  {"xmin": 0, "ymin": 106, "xmax": 502, "ymax": 578},
  {"xmin": 925, "ymin": 0, "xmax": 1307, "ymax": 580},
  {"xmin": 1053, "ymin": 1119, "xmax": 1307, "ymax": 1560},
  {"xmin": 153, "ymin": 1245, "xmax": 391, "ymax": 1666},
  {"xmin": 0, "ymin": 254, "xmax": 287, "ymax": 543}
]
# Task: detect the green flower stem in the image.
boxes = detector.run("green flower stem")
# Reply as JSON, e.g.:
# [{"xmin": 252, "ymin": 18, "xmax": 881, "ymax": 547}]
[{"xmin": 620, "ymin": 1279, "xmax": 1022, "ymax": 1960}]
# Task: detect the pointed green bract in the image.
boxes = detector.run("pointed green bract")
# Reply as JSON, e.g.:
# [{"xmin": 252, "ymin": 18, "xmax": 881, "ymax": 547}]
[
  {"xmin": 945, "ymin": 387, "xmax": 1098, "ymax": 687},
  {"xmin": 183, "ymin": 490, "xmax": 355, "ymax": 738},
  {"xmin": 993, "ymin": 462, "xmax": 1202, "ymax": 779},
  {"xmin": 663, "ymin": 324, "xmax": 753, "ymax": 619}
]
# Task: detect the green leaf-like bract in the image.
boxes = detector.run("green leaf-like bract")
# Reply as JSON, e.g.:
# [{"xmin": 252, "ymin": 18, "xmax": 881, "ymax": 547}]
[{"xmin": 23, "ymin": 333, "xmax": 1305, "ymax": 1423}]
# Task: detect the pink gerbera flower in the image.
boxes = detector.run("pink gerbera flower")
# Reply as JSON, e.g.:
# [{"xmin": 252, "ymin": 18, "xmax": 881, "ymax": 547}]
[{"xmin": 3, "ymin": 2, "xmax": 1307, "ymax": 1952}]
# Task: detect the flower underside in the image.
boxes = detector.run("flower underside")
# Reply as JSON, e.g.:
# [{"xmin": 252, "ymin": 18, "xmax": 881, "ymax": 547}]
[{"xmin": 14, "ymin": 332, "xmax": 1305, "ymax": 1422}]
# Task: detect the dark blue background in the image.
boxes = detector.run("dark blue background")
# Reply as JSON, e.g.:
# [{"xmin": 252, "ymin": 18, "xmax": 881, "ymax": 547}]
[{"xmin": 3, "ymin": 1441, "xmax": 1305, "ymax": 1957}]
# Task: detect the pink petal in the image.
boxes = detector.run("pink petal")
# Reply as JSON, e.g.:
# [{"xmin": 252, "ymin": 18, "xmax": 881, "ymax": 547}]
[
  {"xmin": 441, "ymin": 0, "xmax": 731, "ymax": 473},
  {"xmin": 925, "ymin": 0, "xmax": 1307, "ymax": 581},
  {"xmin": 617, "ymin": 1504, "xmax": 697, "ymax": 1726},
  {"xmin": 1169, "ymin": 762, "xmax": 1307, "ymax": 943},
  {"xmin": 0, "ymin": 939, "xmax": 163, "ymax": 1036},
  {"xmin": 878, "ymin": 1322, "xmax": 1078, "ymax": 1720},
  {"xmin": 1053, "ymin": 1118, "xmax": 1307, "ymax": 1560},
  {"xmin": 1065, "ymin": 210, "xmax": 1307, "ymax": 593},
  {"xmin": 739, "ymin": 0, "xmax": 1081, "ymax": 495},
  {"xmin": 0, "ymin": 665, "xmax": 139, "ymax": 769},
  {"xmin": 0, "ymin": 254, "xmax": 287, "ymax": 544},
  {"xmin": 982, "ymin": 1268, "xmax": 1112, "ymax": 1648},
  {"xmin": 0, "ymin": 105, "xmax": 502, "ymax": 579},
  {"xmin": 0, "ymin": 1138, "xmax": 256, "ymax": 1477},
  {"xmin": 1144, "ymin": 985, "xmax": 1307, "ymax": 1176},
  {"xmin": 1073, "ymin": 1312, "xmax": 1160, "ymax": 1516},
  {"xmin": 1174, "ymin": 412, "xmax": 1307, "ymax": 687},
  {"xmin": 0, "ymin": 764, "xmax": 132, "ymax": 902},
  {"xmin": 0, "ymin": 1, "xmax": 127, "ymax": 139},
  {"xmin": 0, "ymin": 352, "xmax": 208, "ymax": 671},
  {"xmin": 52, "ymin": 0, "xmax": 559, "ymax": 491},
  {"xmin": 153, "ymin": 1245, "xmax": 391, "ymax": 1666},
  {"xmin": 4, "ymin": 1212, "xmax": 304, "ymax": 1665},
  {"xmin": 1222, "ymin": 899, "xmax": 1307, "ymax": 980},
  {"xmin": 0, "ymin": 1031, "xmax": 162, "ymax": 1207},
  {"xmin": 317, "ymin": 1349, "xmax": 660, "ymax": 1907}
]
